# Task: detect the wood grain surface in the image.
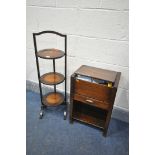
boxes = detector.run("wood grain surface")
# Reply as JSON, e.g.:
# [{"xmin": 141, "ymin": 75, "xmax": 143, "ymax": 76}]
[
  {"xmin": 43, "ymin": 92, "xmax": 64, "ymax": 106},
  {"xmin": 40, "ymin": 72, "xmax": 65, "ymax": 85},
  {"xmin": 37, "ymin": 48, "xmax": 65, "ymax": 59}
]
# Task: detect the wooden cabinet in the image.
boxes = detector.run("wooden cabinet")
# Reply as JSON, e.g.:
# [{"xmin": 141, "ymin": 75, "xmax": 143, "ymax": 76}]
[{"xmin": 70, "ymin": 65, "xmax": 121, "ymax": 136}]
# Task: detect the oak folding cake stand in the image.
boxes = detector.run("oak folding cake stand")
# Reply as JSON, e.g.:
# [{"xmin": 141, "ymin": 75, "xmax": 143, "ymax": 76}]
[{"xmin": 33, "ymin": 31, "xmax": 67, "ymax": 119}]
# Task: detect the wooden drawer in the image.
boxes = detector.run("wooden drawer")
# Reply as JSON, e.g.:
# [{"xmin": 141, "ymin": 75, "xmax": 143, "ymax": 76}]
[
  {"xmin": 74, "ymin": 79, "xmax": 112, "ymax": 102},
  {"xmin": 74, "ymin": 94, "xmax": 111, "ymax": 110}
]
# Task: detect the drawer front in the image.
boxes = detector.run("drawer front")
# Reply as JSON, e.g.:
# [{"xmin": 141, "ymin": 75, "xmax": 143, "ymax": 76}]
[
  {"xmin": 74, "ymin": 94, "xmax": 112, "ymax": 110},
  {"xmin": 75, "ymin": 79, "xmax": 112, "ymax": 101}
]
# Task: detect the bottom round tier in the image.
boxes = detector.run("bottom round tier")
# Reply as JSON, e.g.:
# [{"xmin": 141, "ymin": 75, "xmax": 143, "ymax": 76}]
[{"xmin": 43, "ymin": 92, "xmax": 64, "ymax": 106}]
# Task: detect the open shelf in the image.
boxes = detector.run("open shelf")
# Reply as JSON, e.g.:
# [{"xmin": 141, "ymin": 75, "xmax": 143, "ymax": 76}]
[
  {"xmin": 73, "ymin": 112, "xmax": 105, "ymax": 129},
  {"xmin": 40, "ymin": 72, "xmax": 65, "ymax": 85},
  {"xmin": 72, "ymin": 101, "xmax": 107, "ymax": 129},
  {"xmin": 37, "ymin": 48, "xmax": 65, "ymax": 59},
  {"xmin": 43, "ymin": 92, "xmax": 64, "ymax": 106}
]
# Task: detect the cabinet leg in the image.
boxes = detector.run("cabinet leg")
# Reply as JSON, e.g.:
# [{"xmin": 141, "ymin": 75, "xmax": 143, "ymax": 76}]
[
  {"xmin": 103, "ymin": 128, "xmax": 108, "ymax": 137},
  {"xmin": 69, "ymin": 99, "xmax": 74, "ymax": 124},
  {"xmin": 70, "ymin": 117, "xmax": 73, "ymax": 124}
]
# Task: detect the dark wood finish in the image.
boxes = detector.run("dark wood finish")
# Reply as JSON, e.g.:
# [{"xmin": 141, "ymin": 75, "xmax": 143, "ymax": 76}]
[
  {"xmin": 33, "ymin": 31, "xmax": 66, "ymax": 37},
  {"xmin": 73, "ymin": 112, "xmax": 104, "ymax": 129},
  {"xmin": 74, "ymin": 94, "xmax": 111, "ymax": 110},
  {"xmin": 75, "ymin": 65, "xmax": 117, "ymax": 83},
  {"xmin": 33, "ymin": 31, "xmax": 67, "ymax": 119},
  {"xmin": 37, "ymin": 48, "xmax": 65, "ymax": 59},
  {"xmin": 74, "ymin": 79, "xmax": 113, "ymax": 102},
  {"xmin": 43, "ymin": 92, "xmax": 64, "ymax": 106},
  {"xmin": 72, "ymin": 101, "xmax": 107, "ymax": 129},
  {"xmin": 69, "ymin": 74, "xmax": 75, "ymax": 123},
  {"xmin": 70, "ymin": 65, "xmax": 121, "ymax": 136},
  {"xmin": 40, "ymin": 72, "xmax": 65, "ymax": 85}
]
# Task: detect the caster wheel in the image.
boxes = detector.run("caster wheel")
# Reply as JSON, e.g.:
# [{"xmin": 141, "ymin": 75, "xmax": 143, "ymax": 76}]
[
  {"xmin": 63, "ymin": 111, "xmax": 67, "ymax": 120},
  {"xmin": 39, "ymin": 111, "xmax": 43, "ymax": 119}
]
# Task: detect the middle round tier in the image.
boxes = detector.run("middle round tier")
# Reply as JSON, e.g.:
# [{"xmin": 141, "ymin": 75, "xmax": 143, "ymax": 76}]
[{"xmin": 40, "ymin": 72, "xmax": 65, "ymax": 85}]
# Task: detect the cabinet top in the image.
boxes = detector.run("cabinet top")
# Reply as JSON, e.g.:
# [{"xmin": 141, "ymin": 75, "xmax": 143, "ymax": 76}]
[{"xmin": 74, "ymin": 65, "xmax": 118, "ymax": 83}]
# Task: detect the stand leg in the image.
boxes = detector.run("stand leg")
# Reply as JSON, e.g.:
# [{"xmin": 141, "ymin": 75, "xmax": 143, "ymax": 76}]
[
  {"xmin": 64, "ymin": 110, "xmax": 67, "ymax": 120},
  {"xmin": 39, "ymin": 105, "xmax": 47, "ymax": 119},
  {"xmin": 39, "ymin": 105, "xmax": 44, "ymax": 119},
  {"xmin": 53, "ymin": 59, "xmax": 56, "ymax": 94},
  {"xmin": 63, "ymin": 99, "xmax": 68, "ymax": 120},
  {"xmin": 64, "ymin": 35, "xmax": 67, "ymax": 120},
  {"xmin": 33, "ymin": 34, "xmax": 45, "ymax": 119}
]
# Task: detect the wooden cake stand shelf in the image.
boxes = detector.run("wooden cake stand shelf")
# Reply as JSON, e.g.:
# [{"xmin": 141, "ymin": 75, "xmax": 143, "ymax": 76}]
[
  {"xmin": 33, "ymin": 31, "xmax": 67, "ymax": 119},
  {"xmin": 40, "ymin": 72, "xmax": 65, "ymax": 85},
  {"xmin": 37, "ymin": 48, "xmax": 65, "ymax": 59},
  {"xmin": 43, "ymin": 92, "xmax": 64, "ymax": 106}
]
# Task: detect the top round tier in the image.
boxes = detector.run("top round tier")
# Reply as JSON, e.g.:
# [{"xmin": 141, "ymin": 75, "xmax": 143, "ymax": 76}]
[{"xmin": 37, "ymin": 48, "xmax": 65, "ymax": 59}]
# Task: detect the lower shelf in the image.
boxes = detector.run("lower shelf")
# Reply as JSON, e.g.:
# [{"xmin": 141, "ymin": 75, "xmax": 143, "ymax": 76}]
[
  {"xmin": 43, "ymin": 92, "xmax": 64, "ymax": 106},
  {"xmin": 73, "ymin": 112, "xmax": 105, "ymax": 129},
  {"xmin": 72, "ymin": 101, "xmax": 107, "ymax": 129}
]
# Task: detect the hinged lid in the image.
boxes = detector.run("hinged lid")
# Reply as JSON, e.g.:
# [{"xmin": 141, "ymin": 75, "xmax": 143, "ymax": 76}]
[{"xmin": 74, "ymin": 65, "xmax": 117, "ymax": 83}]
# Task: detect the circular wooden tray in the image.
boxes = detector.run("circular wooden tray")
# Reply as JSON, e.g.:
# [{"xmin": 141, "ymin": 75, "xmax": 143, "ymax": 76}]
[
  {"xmin": 37, "ymin": 48, "xmax": 65, "ymax": 59},
  {"xmin": 43, "ymin": 92, "xmax": 64, "ymax": 106},
  {"xmin": 40, "ymin": 72, "xmax": 65, "ymax": 85}
]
